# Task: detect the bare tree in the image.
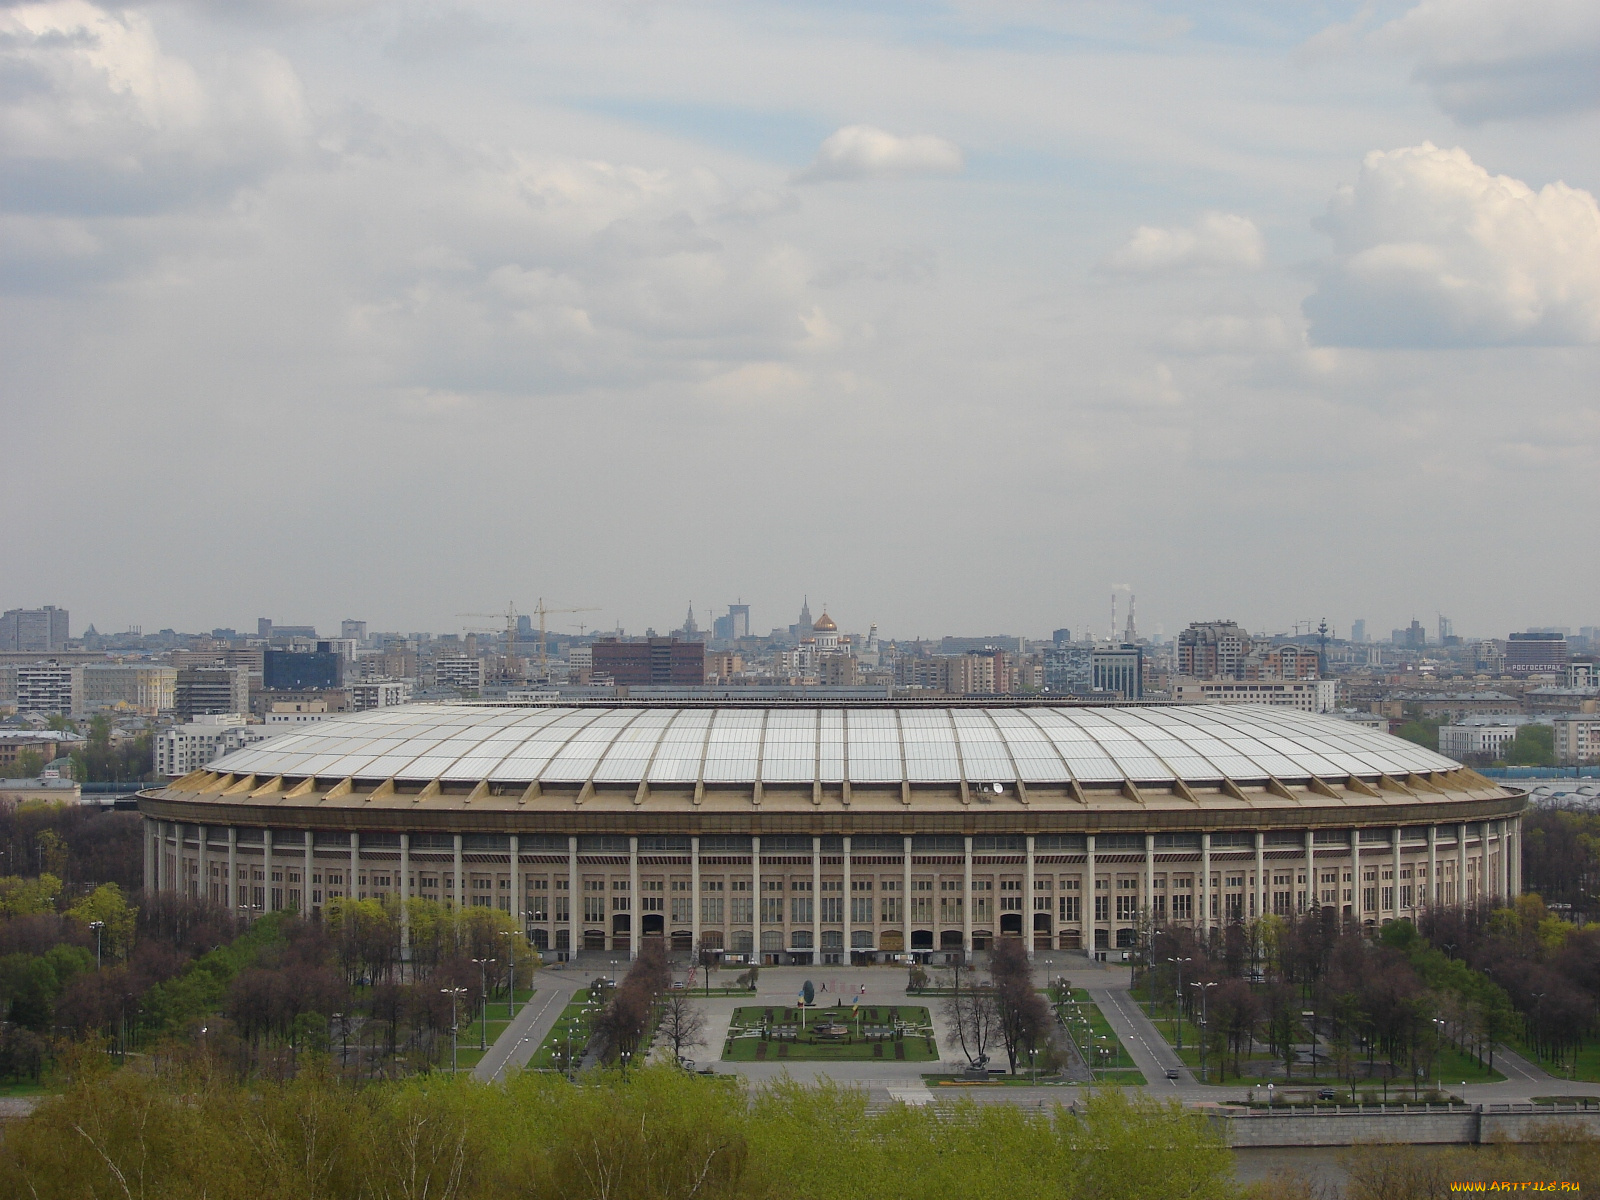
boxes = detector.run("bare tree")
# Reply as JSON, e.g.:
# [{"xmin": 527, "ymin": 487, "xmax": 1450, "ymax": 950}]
[
  {"xmin": 942, "ymin": 964, "xmax": 998, "ymax": 1069},
  {"xmin": 658, "ymin": 991, "xmax": 708, "ymax": 1065}
]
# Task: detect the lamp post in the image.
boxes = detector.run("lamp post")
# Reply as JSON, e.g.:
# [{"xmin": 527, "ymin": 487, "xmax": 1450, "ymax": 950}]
[
  {"xmin": 471, "ymin": 958, "xmax": 494, "ymax": 1051},
  {"xmin": 441, "ymin": 987, "xmax": 466, "ymax": 1072},
  {"xmin": 89, "ymin": 920, "xmax": 104, "ymax": 969},
  {"xmin": 500, "ymin": 930, "xmax": 520, "ymax": 1018},
  {"xmin": 1191, "ymin": 981, "xmax": 1216, "ymax": 1082},
  {"xmin": 1168, "ymin": 957, "xmax": 1192, "ymax": 1052},
  {"xmin": 1302, "ymin": 1009, "xmax": 1318, "ymax": 1078}
]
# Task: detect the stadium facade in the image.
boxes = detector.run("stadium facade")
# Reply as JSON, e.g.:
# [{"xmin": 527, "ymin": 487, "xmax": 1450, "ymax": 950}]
[{"xmin": 138, "ymin": 701, "xmax": 1525, "ymax": 964}]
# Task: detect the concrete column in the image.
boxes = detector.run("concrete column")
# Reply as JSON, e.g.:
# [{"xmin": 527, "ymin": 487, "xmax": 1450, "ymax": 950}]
[
  {"xmin": 1504, "ymin": 819, "xmax": 1516, "ymax": 902},
  {"xmin": 1025, "ymin": 834, "xmax": 1036, "ymax": 959},
  {"xmin": 567, "ymin": 836, "xmax": 579, "ymax": 960},
  {"xmin": 143, "ymin": 819, "xmax": 155, "ymax": 894},
  {"xmin": 507, "ymin": 835, "xmax": 517, "ymax": 932},
  {"xmin": 691, "ymin": 836, "xmax": 702, "ymax": 960},
  {"xmin": 1085, "ymin": 834, "xmax": 1096, "ymax": 955},
  {"xmin": 1457, "ymin": 823, "xmax": 1468, "ymax": 906},
  {"xmin": 812, "ymin": 836, "xmax": 822, "ymax": 965},
  {"xmin": 962, "ymin": 835, "xmax": 973, "ymax": 957},
  {"xmin": 156, "ymin": 821, "xmax": 167, "ymax": 893},
  {"xmin": 1255, "ymin": 831, "xmax": 1265, "ymax": 921},
  {"xmin": 1201, "ymin": 832, "xmax": 1212, "ymax": 936},
  {"xmin": 1391, "ymin": 828, "xmax": 1402, "ymax": 921},
  {"xmin": 302, "ymin": 835, "xmax": 312, "ymax": 916},
  {"xmin": 350, "ymin": 833, "xmax": 360, "ymax": 905},
  {"xmin": 1498, "ymin": 820, "xmax": 1510, "ymax": 900},
  {"xmin": 1304, "ymin": 829, "xmax": 1315, "ymax": 914},
  {"xmin": 1350, "ymin": 828, "xmax": 1360, "ymax": 924},
  {"xmin": 1427, "ymin": 826, "xmax": 1438, "ymax": 908},
  {"xmin": 901, "ymin": 835, "xmax": 912, "ymax": 958},
  {"xmin": 842, "ymin": 836, "xmax": 852, "ymax": 963},
  {"xmin": 399, "ymin": 833, "xmax": 411, "ymax": 952},
  {"xmin": 628, "ymin": 836, "xmax": 639, "ymax": 960},
  {"xmin": 197, "ymin": 825, "xmax": 208, "ymax": 905},
  {"xmin": 1144, "ymin": 834, "xmax": 1155, "ymax": 927},
  {"xmin": 751, "ymin": 836, "xmax": 761, "ymax": 961},
  {"xmin": 227, "ymin": 826, "xmax": 238, "ymax": 911},
  {"xmin": 452, "ymin": 834, "xmax": 463, "ymax": 911},
  {"xmin": 263, "ymin": 828, "xmax": 275, "ymax": 912}
]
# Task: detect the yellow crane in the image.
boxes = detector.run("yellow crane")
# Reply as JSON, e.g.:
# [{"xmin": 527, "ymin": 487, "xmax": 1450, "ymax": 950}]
[{"xmin": 457, "ymin": 599, "xmax": 599, "ymax": 680}]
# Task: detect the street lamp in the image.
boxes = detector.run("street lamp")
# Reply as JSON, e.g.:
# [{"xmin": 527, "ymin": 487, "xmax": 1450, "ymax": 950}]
[
  {"xmin": 88, "ymin": 920, "xmax": 104, "ymax": 970},
  {"xmin": 441, "ymin": 987, "xmax": 466, "ymax": 1072},
  {"xmin": 471, "ymin": 958, "xmax": 495, "ymax": 1051},
  {"xmin": 1191, "ymin": 981, "xmax": 1217, "ymax": 1082},
  {"xmin": 1168, "ymin": 957, "xmax": 1192, "ymax": 1052},
  {"xmin": 1302, "ymin": 1009, "xmax": 1318, "ymax": 1078},
  {"xmin": 500, "ymin": 930, "xmax": 520, "ymax": 1019}
]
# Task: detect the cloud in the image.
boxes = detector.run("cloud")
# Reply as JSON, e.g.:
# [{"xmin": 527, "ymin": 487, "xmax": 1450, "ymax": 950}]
[
  {"xmin": 795, "ymin": 125, "xmax": 963, "ymax": 183},
  {"xmin": 1304, "ymin": 143, "xmax": 1600, "ymax": 348},
  {"xmin": 1377, "ymin": 0, "xmax": 1600, "ymax": 122},
  {"xmin": 0, "ymin": 0, "xmax": 306, "ymax": 217},
  {"xmin": 1098, "ymin": 212, "xmax": 1264, "ymax": 275}
]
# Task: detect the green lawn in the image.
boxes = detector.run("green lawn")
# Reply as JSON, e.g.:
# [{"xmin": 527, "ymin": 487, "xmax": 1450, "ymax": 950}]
[
  {"xmin": 1054, "ymin": 989, "xmax": 1146, "ymax": 1084},
  {"xmin": 1509, "ymin": 1036, "xmax": 1600, "ymax": 1085},
  {"xmin": 722, "ymin": 1004, "xmax": 938, "ymax": 1063},
  {"xmin": 448, "ymin": 988, "xmax": 537, "ymax": 1070},
  {"xmin": 1139, "ymin": 997, "xmax": 1502, "ymax": 1086},
  {"xmin": 527, "ymin": 990, "xmax": 598, "ymax": 1072}
]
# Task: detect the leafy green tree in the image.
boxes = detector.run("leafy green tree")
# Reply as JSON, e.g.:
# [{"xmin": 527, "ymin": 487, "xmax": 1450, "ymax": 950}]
[
  {"xmin": 1505, "ymin": 724, "xmax": 1556, "ymax": 766},
  {"xmin": 68, "ymin": 883, "xmax": 138, "ymax": 959}
]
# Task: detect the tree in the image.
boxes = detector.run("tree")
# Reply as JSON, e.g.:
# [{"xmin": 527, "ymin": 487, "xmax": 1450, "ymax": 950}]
[
  {"xmin": 990, "ymin": 938, "xmax": 1051, "ymax": 1073},
  {"xmin": 942, "ymin": 964, "xmax": 998, "ymax": 1069},
  {"xmin": 1505, "ymin": 723, "xmax": 1556, "ymax": 766},
  {"xmin": 68, "ymin": 883, "xmax": 137, "ymax": 960},
  {"xmin": 657, "ymin": 991, "xmax": 707, "ymax": 1065}
]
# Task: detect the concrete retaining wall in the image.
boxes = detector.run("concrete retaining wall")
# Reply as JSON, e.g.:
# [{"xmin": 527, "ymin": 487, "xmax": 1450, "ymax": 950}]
[{"xmin": 1219, "ymin": 1104, "xmax": 1600, "ymax": 1148}]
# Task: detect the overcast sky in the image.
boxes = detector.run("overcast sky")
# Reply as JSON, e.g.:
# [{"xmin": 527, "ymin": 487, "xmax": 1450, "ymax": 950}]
[{"xmin": 2, "ymin": 0, "xmax": 1597, "ymax": 643}]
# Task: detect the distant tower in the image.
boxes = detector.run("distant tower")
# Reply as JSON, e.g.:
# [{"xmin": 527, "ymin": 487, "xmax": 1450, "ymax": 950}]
[
  {"xmin": 798, "ymin": 596, "xmax": 812, "ymax": 631},
  {"xmin": 1109, "ymin": 593, "xmax": 1117, "ymax": 643},
  {"xmin": 682, "ymin": 603, "xmax": 698, "ymax": 636},
  {"xmin": 1124, "ymin": 594, "xmax": 1138, "ymax": 644},
  {"xmin": 1317, "ymin": 618, "xmax": 1330, "ymax": 677}
]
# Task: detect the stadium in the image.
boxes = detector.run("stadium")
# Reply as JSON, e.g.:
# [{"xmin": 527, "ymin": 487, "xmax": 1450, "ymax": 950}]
[{"xmin": 138, "ymin": 701, "xmax": 1525, "ymax": 964}]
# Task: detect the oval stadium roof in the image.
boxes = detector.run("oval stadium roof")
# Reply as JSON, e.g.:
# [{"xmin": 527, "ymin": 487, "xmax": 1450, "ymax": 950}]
[{"xmin": 208, "ymin": 703, "xmax": 1457, "ymax": 789}]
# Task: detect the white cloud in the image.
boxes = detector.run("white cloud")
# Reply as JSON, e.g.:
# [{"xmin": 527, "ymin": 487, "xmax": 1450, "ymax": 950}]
[
  {"xmin": 795, "ymin": 125, "xmax": 963, "ymax": 183},
  {"xmin": 0, "ymin": 0, "xmax": 306, "ymax": 218},
  {"xmin": 1377, "ymin": 0, "xmax": 1600, "ymax": 122},
  {"xmin": 1099, "ymin": 212, "xmax": 1264, "ymax": 275},
  {"xmin": 1304, "ymin": 143, "xmax": 1600, "ymax": 347}
]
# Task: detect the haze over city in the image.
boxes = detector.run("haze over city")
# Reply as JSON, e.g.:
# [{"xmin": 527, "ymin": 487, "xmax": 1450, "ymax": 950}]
[{"xmin": 2, "ymin": 1, "xmax": 1597, "ymax": 636}]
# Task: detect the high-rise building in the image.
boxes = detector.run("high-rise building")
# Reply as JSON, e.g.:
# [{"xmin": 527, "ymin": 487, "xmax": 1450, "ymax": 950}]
[
  {"xmin": 1350, "ymin": 619, "xmax": 1367, "ymax": 644},
  {"xmin": 1052, "ymin": 628, "xmax": 1073, "ymax": 647},
  {"xmin": 12, "ymin": 661, "xmax": 75, "ymax": 713},
  {"xmin": 75, "ymin": 663, "xmax": 177, "ymax": 715},
  {"xmin": 1177, "ymin": 621, "xmax": 1250, "ymax": 678},
  {"xmin": 175, "ymin": 666, "xmax": 251, "ymax": 720},
  {"xmin": 591, "ymin": 637, "xmax": 705, "ymax": 686},
  {"xmin": 0, "ymin": 606, "xmax": 69, "ymax": 653},
  {"xmin": 1506, "ymin": 632, "xmax": 1568, "ymax": 676},
  {"xmin": 340, "ymin": 620, "xmax": 368, "ymax": 643},
  {"xmin": 1091, "ymin": 644, "xmax": 1143, "ymax": 700},
  {"xmin": 263, "ymin": 648, "xmax": 343, "ymax": 690}
]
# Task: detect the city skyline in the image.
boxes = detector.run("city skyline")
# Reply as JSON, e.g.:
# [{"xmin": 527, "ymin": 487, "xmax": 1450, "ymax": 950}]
[{"xmin": 2, "ymin": 1, "xmax": 1596, "ymax": 642}]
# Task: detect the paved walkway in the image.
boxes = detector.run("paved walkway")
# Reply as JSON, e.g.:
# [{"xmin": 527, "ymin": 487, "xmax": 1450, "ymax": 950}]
[
  {"xmin": 473, "ymin": 954, "xmax": 1596, "ymax": 1110},
  {"xmin": 471, "ymin": 972, "xmax": 583, "ymax": 1082}
]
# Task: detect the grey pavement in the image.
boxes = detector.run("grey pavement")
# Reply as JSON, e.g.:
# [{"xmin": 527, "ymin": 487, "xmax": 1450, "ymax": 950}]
[
  {"xmin": 472, "ymin": 971, "xmax": 583, "ymax": 1082},
  {"xmin": 473, "ymin": 955, "xmax": 1596, "ymax": 1110}
]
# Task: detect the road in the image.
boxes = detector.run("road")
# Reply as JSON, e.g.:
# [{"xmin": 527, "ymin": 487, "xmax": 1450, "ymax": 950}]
[{"xmin": 471, "ymin": 972, "xmax": 583, "ymax": 1082}]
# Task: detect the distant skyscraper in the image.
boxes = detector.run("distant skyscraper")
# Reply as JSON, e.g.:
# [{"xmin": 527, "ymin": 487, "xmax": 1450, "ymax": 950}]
[
  {"xmin": 1351, "ymin": 619, "xmax": 1367, "ymax": 644},
  {"xmin": 341, "ymin": 619, "xmax": 368, "ymax": 643},
  {"xmin": 728, "ymin": 603, "xmax": 750, "ymax": 640},
  {"xmin": 0, "ymin": 606, "xmax": 69, "ymax": 653},
  {"xmin": 1052, "ymin": 628, "xmax": 1072, "ymax": 647}
]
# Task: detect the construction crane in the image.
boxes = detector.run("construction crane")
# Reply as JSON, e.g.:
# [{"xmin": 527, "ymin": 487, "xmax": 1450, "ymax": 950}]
[
  {"xmin": 526, "ymin": 598, "xmax": 599, "ymax": 678},
  {"xmin": 457, "ymin": 603, "xmax": 525, "ymax": 683},
  {"xmin": 460, "ymin": 599, "xmax": 600, "ymax": 681}
]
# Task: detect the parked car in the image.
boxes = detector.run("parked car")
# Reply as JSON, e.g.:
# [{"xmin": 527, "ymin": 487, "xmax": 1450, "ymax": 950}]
[
  {"xmin": 1317, "ymin": 1088, "xmax": 1337, "ymax": 1100},
  {"xmin": 1165, "ymin": 1068, "xmax": 1181, "ymax": 1080}
]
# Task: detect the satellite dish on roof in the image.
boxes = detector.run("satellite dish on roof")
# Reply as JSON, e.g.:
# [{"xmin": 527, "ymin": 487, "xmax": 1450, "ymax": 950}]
[{"xmin": 992, "ymin": 782, "xmax": 1004, "ymax": 794}]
